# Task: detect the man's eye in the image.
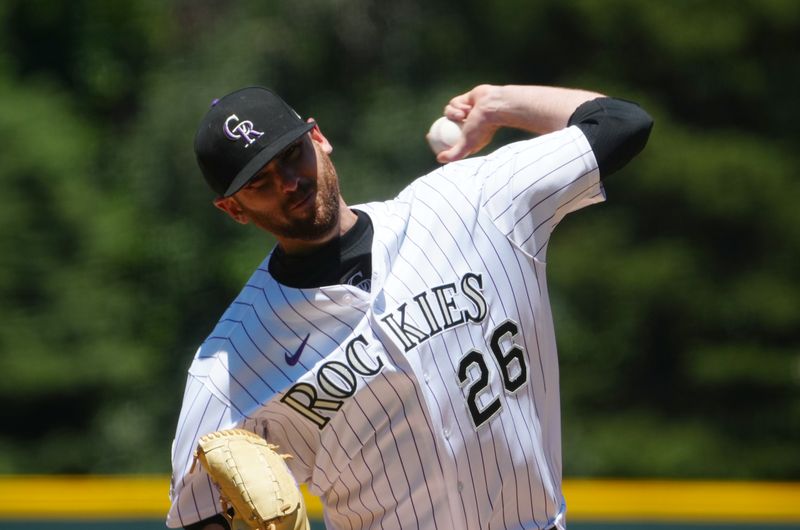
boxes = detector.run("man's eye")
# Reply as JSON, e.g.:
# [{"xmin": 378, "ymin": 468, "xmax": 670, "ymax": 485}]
[
  {"xmin": 247, "ymin": 175, "xmax": 268, "ymax": 189},
  {"xmin": 282, "ymin": 143, "xmax": 301, "ymax": 161}
]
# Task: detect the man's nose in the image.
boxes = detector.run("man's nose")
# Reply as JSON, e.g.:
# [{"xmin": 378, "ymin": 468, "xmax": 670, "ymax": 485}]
[{"xmin": 278, "ymin": 168, "xmax": 300, "ymax": 193}]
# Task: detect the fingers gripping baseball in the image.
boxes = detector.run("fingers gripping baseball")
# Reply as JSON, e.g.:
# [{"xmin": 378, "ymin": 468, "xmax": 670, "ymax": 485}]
[
  {"xmin": 436, "ymin": 85, "xmax": 501, "ymax": 163},
  {"xmin": 192, "ymin": 429, "xmax": 310, "ymax": 530}
]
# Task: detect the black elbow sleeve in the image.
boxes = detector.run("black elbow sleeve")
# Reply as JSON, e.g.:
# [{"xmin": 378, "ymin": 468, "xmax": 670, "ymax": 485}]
[
  {"xmin": 568, "ymin": 97, "xmax": 654, "ymax": 179},
  {"xmin": 184, "ymin": 513, "xmax": 230, "ymax": 530}
]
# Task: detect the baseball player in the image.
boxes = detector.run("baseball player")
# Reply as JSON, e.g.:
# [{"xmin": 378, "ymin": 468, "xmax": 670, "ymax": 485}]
[{"xmin": 168, "ymin": 84, "xmax": 653, "ymax": 530}]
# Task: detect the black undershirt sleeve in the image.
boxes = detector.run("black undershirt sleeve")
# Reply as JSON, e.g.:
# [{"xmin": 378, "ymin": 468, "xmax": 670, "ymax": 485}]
[
  {"xmin": 184, "ymin": 513, "xmax": 230, "ymax": 530},
  {"xmin": 567, "ymin": 97, "xmax": 653, "ymax": 179}
]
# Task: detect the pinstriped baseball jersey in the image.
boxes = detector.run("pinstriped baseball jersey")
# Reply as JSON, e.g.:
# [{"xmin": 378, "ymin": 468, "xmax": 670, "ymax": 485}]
[{"xmin": 168, "ymin": 125, "xmax": 602, "ymax": 530}]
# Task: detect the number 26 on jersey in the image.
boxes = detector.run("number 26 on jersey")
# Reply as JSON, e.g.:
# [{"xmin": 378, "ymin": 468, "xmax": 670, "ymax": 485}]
[{"xmin": 457, "ymin": 319, "xmax": 529, "ymax": 429}]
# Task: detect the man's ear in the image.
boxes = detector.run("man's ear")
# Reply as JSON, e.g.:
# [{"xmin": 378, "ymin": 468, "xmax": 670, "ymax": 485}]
[
  {"xmin": 213, "ymin": 196, "xmax": 250, "ymax": 224},
  {"xmin": 307, "ymin": 118, "xmax": 333, "ymax": 155}
]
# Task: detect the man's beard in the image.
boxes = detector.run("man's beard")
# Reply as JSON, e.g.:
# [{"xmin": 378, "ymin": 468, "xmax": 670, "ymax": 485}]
[
  {"xmin": 241, "ymin": 152, "xmax": 342, "ymax": 242},
  {"xmin": 280, "ymin": 171, "xmax": 341, "ymax": 241}
]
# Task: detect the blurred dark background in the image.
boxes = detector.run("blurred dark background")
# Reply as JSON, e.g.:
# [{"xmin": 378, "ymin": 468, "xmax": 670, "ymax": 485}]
[{"xmin": 0, "ymin": 0, "xmax": 797, "ymax": 479}]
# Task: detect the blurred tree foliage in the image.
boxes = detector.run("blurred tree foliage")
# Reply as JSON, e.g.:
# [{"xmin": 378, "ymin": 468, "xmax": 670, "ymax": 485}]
[{"xmin": 0, "ymin": 0, "xmax": 797, "ymax": 478}]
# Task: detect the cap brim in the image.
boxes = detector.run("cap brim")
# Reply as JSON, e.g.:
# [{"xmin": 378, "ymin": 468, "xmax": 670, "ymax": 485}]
[{"xmin": 223, "ymin": 121, "xmax": 316, "ymax": 197}]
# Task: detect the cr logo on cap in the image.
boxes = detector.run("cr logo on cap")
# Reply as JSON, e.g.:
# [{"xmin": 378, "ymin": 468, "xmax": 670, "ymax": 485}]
[{"xmin": 223, "ymin": 114, "xmax": 264, "ymax": 147}]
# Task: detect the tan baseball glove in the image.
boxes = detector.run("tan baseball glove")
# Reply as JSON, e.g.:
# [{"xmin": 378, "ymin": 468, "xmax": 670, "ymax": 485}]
[{"xmin": 192, "ymin": 429, "xmax": 310, "ymax": 530}]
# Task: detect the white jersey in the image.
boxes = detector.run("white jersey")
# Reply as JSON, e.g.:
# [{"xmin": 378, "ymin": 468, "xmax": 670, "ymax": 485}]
[{"xmin": 168, "ymin": 126, "xmax": 602, "ymax": 530}]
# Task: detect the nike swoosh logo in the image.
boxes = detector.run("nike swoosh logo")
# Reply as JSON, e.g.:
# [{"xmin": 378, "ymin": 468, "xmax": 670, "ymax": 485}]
[{"xmin": 285, "ymin": 333, "xmax": 310, "ymax": 366}]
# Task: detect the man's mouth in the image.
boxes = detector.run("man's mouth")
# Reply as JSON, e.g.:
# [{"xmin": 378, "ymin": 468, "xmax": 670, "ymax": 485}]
[{"xmin": 290, "ymin": 189, "xmax": 315, "ymax": 210}]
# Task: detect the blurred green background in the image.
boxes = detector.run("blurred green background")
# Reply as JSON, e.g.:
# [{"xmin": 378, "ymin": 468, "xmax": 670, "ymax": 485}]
[{"xmin": 0, "ymin": 0, "xmax": 798, "ymax": 483}]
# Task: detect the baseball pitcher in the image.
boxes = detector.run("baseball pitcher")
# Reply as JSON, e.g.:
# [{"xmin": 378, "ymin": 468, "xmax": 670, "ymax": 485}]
[{"xmin": 167, "ymin": 84, "xmax": 653, "ymax": 530}]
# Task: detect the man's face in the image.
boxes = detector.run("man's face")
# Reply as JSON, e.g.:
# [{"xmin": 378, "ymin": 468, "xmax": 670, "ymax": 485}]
[{"xmin": 215, "ymin": 125, "xmax": 342, "ymax": 247}]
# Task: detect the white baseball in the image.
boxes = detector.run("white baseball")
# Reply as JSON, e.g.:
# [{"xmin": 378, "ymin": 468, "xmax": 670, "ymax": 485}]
[{"xmin": 427, "ymin": 116, "xmax": 463, "ymax": 155}]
